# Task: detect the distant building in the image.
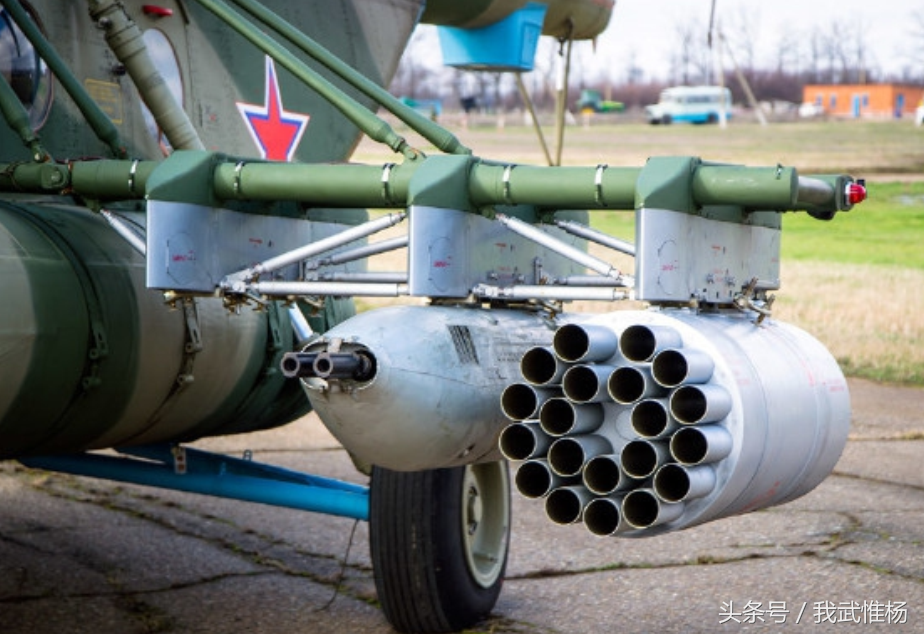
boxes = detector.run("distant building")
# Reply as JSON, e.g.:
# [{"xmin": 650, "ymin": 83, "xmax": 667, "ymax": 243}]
[{"xmin": 802, "ymin": 84, "xmax": 924, "ymax": 119}]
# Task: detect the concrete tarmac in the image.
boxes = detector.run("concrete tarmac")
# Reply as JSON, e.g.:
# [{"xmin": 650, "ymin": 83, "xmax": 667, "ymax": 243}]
[{"xmin": 2, "ymin": 377, "xmax": 923, "ymax": 634}]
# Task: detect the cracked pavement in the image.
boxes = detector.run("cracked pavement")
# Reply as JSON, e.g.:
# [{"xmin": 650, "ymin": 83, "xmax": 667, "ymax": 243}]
[{"xmin": 2, "ymin": 376, "xmax": 923, "ymax": 633}]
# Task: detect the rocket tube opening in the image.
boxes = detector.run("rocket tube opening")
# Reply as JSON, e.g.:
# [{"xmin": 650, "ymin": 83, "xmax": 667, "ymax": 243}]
[
  {"xmin": 608, "ymin": 366, "xmax": 647, "ymax": 404},
  {"xmin": 622, "ymin": 489, "xmax": 683, "ymax": 529},
  {"xmin": 539, "ymin": 398, "xmax": 604, "ymax": 437},
  {"xmin": 652, "ymin": 348, "xmax": 714, "ymax": 388},
  {"xmin": 670, "ymin": 384, "xmax": 732, "ymax": 425},
  {"xmin": 583, "ymin": 454, "xmax": 627, "ymax": 495},
  {"xmin": 562, "ymin": 364, "xmax": 612, "ymax": 403},
  {"xmin": 584, "ymin": 497, "xmax": 624, "ymax": 536},
  {"xmin": 654, "ymin": 463, "xmax": 716, "ymax": 502},
  {"xmin": 499, "ymin": 422, "xmax": 549, "ymax": 461},
  {"xmin": 653, "ymin": 463, "xmax": 692, "ymax": 502},
  {"xmin": 651, "ymin": 349, "xmax": 687, "ymax": 388},
  {"xmin": 553, "ymin": 323, "xmax": 617, "ymax": 363},
  {"xmin": 670, "ymin": 425, "xmax": 732, "ymax": 465},
  {"xmin": 548, "ymin": 438, "xmax": 586, "ymax": 477},
  {"xmin": 671, "ymin": 427, "xmax": 708, "ymax": 464},
  {"xmin": 540, "ymin": 398, "xmax": 575, "ymax": 436},
  {"xmin": 620, "ymin": 439, "xmax": 667, "ymax": 479},
  {"xmin": 548, "ymin": 435, "xmax": 611, "ymax": 477},
  {"xmin": 619, "ymin": 325, "xmax": 682, "ymax": 363},
  {"xmin": 631, "ymin": 399, "xmax": 671, "ymax": 438},
  {"xmin": 622, "ymin": 489, "xmax": 660, "ymax": 529},
  {"xmin": 521, "ymin": 346, "xmax": 566, "ymax": 386},
  {"xmin": 501, "ymin": 383, "xmax": 553, "ymax": 421},
  {"xmin": 553, "ymin": 323, "xmax": 590, "ymax": 362},
  {"xmin": 545, "ymin": 487, "xmax": 587, "ymax": 525},
  {"xmin": 515, "ymin": 460, "xmax": 557, "ymax": 498}
]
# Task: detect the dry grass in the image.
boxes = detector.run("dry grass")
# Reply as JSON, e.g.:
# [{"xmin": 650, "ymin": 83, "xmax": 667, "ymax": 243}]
[
  {"xmin": 773, "ymin": 261, "xmax": 924, "ymax": 384},
  {"xmin": 355, "ymin": 117, "xmax": 924, "ymax": 175}
]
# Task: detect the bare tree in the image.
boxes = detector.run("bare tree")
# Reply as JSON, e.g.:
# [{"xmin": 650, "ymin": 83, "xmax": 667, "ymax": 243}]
[
  {"xmin": 670, "ymin": 17, "xmax": 710, "ymax": 85},
  {"xmin": 774, "ymin": 28, "xmax": 802, "ymax": 77},
  {"xmin": 806, "ymin": 26, "xmax": 826, "ymax": 83},
  {"xmin": 907, "ymin": 9, "xmax": 924, "ymax": 81},
  {"xmin": 389, "ymin": 29, "xmax": 441, "ymax": 98},
  {"xmin": 722, "ymin": 4, "xmax": 761, "ymax": 72}
]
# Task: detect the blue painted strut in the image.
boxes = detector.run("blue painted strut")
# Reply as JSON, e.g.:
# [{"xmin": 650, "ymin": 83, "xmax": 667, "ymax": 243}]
[{"xmin": 20, "ymin": 444, "xmax": 369, "ymax": 521}]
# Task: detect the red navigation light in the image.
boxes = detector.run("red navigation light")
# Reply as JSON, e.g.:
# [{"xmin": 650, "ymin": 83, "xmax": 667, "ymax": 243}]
[
  {"xmin": 845, "ymin": 179, "xmax": 867, "ymax": 206},
  {"xmin": 142, "ymin": 5, "xmax": 174, "ymax": 17}
]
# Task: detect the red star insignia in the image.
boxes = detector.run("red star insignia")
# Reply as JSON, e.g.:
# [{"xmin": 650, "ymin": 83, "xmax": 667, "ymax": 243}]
[{"xmin": 236, "ymin": 57, "xmax": 309, "ymax": 162}]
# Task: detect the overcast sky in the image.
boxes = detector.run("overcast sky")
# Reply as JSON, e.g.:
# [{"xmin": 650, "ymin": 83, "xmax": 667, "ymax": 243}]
[
  {"xmin": 410, "ymin": 1, "xmax": 921, "ymax": 89},
  {"xmin": 596, "ymin": 0, "xmax": 921, "ymax": 81}
]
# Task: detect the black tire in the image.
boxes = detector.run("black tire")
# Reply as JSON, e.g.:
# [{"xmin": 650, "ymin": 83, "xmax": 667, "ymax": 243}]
[
  {"xmin": 370, "ymin": 462, "xmax": 511, "ymax": 634},
  {"xmin": 662, "ymin": 114, "xmax": 673, "ymax": 125}
]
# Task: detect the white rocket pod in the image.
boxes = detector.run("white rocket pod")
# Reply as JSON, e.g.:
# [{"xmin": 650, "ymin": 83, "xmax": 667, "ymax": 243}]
[{"xmin": 296, "ymin": 304, "xmax": 849, "ymax": 537}]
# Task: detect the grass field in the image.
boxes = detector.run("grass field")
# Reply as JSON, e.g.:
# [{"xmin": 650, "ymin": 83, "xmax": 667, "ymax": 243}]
[{"xmin": 353, "ymin": 118, "xmax": 924, "ymax": 385}]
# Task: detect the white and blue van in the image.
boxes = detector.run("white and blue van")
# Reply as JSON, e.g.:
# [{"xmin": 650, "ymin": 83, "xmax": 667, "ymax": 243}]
[{"xmin": 645, "ymin": 86, "xmax": 732, "ymax": 125}]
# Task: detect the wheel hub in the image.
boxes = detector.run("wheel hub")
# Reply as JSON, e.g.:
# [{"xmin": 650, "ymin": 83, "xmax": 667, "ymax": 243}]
[
  {"xmin": 460, "ymin": 462, "xmax": 510, "ymax": 589},
  {"xmin": 466, "ymin": 484, "xmax": 483, "ymax": 535}
]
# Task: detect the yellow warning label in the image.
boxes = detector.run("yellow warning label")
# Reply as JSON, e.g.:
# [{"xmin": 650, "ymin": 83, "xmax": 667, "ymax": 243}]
[{"xmin": 84, "ymin": 79, "xmax": 123, "ymax": 124}]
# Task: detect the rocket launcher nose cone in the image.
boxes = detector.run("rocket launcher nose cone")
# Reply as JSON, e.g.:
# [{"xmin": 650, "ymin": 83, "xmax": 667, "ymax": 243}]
[{"xmin": 301, "ymin": 305, "xmax": 571, "ymax": 472}]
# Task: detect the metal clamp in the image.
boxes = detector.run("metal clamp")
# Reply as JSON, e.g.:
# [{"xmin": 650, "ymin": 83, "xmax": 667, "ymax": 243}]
[
  {"xmin": 233, "ymin": 160, "xmax": 246, "ymax": 198},
  {"xmin": 594, "ymin": 164, "xmax": 608, "ymax": 207},
  {"xmin": 381, "ymin": 162, "xmax": 396, "ymax": 205},
  {"xmin": 502, "ymin": 164, "xmax": 515, "ymax": 205},
  {"xmin": 128, "ymin": 159, "xmax": 139, "ymax": 195},
  {"xmin": 733, "ymin": 277, "xmax": 775, "ymax": 324}
]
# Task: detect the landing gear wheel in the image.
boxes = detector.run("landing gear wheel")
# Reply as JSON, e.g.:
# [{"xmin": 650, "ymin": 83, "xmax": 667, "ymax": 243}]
[{"xmin": 370, "ymin": 461, "xmax": 511, "ymax": 634}]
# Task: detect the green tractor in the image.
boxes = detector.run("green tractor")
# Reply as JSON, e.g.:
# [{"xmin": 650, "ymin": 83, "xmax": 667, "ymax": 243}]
[{"xmin": 576, "ymin": 88, "xmax": 624, "ymax": 114}]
